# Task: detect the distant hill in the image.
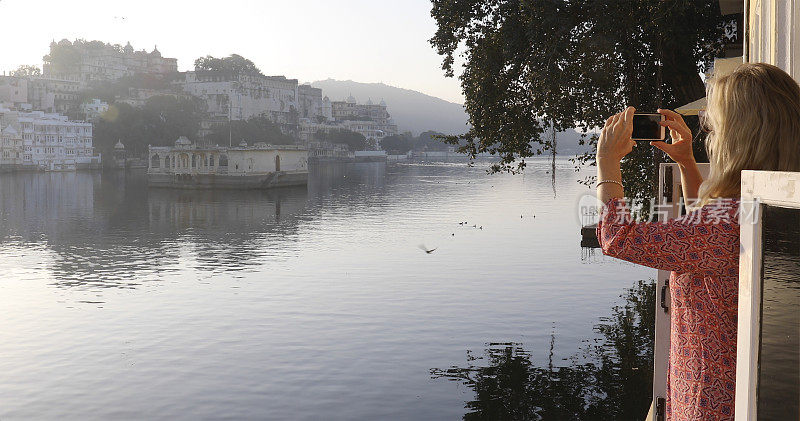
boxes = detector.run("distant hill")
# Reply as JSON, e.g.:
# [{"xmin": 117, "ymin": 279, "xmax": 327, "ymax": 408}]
[
  {"xmin": 550, "ymin": 129, "xmax": 594, "ymax": 156},
  {"xmin": 310, "ymin": 79, "xmax": 469, "ymax": 135},
  {"xmin": 310, "ymin": 79, "xmax": 593, "ymax": 156}
]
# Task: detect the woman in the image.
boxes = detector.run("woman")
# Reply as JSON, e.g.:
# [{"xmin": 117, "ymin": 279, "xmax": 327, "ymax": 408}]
[{"xmin": 595, "ymin": 62, "xmax": 800, "ymax": 421}]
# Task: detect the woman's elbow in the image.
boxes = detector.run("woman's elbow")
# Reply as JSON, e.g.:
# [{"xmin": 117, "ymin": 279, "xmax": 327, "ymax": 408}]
[{"xmin": 598, "ymin": 231, "xmax": 625, "ymax": 258}]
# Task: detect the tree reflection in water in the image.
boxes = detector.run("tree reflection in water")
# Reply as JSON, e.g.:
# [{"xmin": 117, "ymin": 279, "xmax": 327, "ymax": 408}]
[{"xmin": 431, "ymin": 280, "xmax": 655, "ymax": 421}]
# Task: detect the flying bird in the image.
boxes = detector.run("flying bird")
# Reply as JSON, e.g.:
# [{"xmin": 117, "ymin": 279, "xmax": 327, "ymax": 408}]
[{"xmin": 418, "ymin": 244, "xmax": 437, "ymax": 254}]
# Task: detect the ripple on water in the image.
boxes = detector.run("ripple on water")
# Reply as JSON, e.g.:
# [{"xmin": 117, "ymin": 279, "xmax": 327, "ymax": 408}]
[{"xmin": 0, "ymin": 160, "xmax": 653, "ymax": 420}]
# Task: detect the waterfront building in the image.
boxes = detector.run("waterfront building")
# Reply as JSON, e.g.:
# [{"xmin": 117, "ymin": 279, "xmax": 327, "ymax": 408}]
[
  {"xmin": 331, "ymin": 95, "xmax": 393, "ymax": 125},
  {"xmin": 307, "ymin": 141, "xmax": 353, "ymax": 162},
  {"xmin": 109, "ymin": 140, "xmax": 147, "ymax": 170},
  {"xmin": 297, "ymin": 85, "xmax": 331, "ymax": 120},
  {"xmin": 43, "ymin": 40, "xmax": 178, "ymax": 83},
  {"xmin": 297, "ymin": 119, "xmax": 337, "ymax": 143},
  {"xmin": 0, "ymin": 124, "xmax": 24, "ymax": 169},
  {"xmin": 339, "ymin": 119, "xmax": 396, "ymax": 145},
  {"xmin": 181, "ymin": 71, "xmax": 302, "ymax": 127},
  {"xmin": 0, "ymin": 74, "xmax": 81, "ymax": 115},
  {"xmin": 113, "ymin": 140, "xmax": 127, "ymax": 167},
  {"xmin": 0, "ymin": 106, "xmax": 99, "ymax": 171},
  {"xmin": 298, "ymin": 111, "xmax": 398, "ymax": 148},
  {"xmin": 323, "ymin": 96, "xmax": 398, "ymax": 147},
  {"xmin": 148, "ymin": 136, "xmax": 308, "ymax": 189}
]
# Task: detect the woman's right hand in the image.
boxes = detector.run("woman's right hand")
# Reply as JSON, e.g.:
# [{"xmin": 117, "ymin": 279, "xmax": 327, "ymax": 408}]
[{"xmin": 652, "ymin": 109, "xmax": 695, "ymax": 165}]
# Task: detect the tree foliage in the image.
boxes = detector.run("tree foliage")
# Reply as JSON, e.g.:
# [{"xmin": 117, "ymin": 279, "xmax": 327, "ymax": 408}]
[
  {"xmin": 381, "ymin": 133, "xmax": 415, "ymax": 154},
  {"xmin": 11, "ymin": 65, "xmax": 41, "ymax": 77},
  {"xmin": 381, "ymin": 131, "xmax": 450, "ymax": 154},
  {"xmin": 416, "ymin": 130, "xmax": 451, "ymax": 151},
  {"xmin": 43, "ymin": 39, "xmax": 82, "ymax": 74},
  {"xmin": 207, "ymin": 115, "xmax": 296, "ymax": 146},
  {"xmin": 93, "ymin": 96, "xmax": 201, "ymax": 158},
  {"xmin": 79, "ymin": 74, "xmax": 174, "ymax": 105},
  {"xmin": 43, "ymin": 39, "xmax": 135, "ymax": 75},
  {"xmin": 313, "ymin": 129, "xmax": 368, "ymax": 151},
  {"xmin": 429, "ymin": 0, "xmax": 735, "ymax": 201},
  {"xmin": 194, "ymin": 54, "xmax": 263, "ymax": 76}
]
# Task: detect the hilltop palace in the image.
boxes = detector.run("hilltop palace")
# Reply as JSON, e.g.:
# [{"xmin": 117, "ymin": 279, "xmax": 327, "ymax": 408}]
[{"xmin": 147, "ymin": 136, "xmax": 308, "ymax": 189}]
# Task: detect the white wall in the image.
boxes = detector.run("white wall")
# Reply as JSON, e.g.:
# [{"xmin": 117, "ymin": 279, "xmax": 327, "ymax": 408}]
[
  {"xmin": 227, "ymin": 149, "xmax": 307, "ymax": 175},
  {"xmin": 747, "ymin": 0, "xmax": 800, "ymax": 82}
]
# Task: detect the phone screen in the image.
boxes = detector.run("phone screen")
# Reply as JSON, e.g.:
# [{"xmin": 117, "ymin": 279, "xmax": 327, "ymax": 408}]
[{"xmin": 632, "ymin": 114, "xmax": 664, "ymax": 141}]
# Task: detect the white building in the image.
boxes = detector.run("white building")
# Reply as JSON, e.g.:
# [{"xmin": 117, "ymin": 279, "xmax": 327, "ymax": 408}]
[
  {"xmin": 0, "ymin": 106, "xmax": 99, "ymax": 171},
  {"xmin": 0, "ymin": 74, "xmax": 82, "ymax": 115},
  {"xmin": 297, "ymin": 85, "xmax": 331, "ymax": 121},
  {"xmin": 181, "ymin": 71, "xmax": 303, "ymax": 127},
  {"xmin": 80, "ymin": 99, "xmax": 109, "ymax": 121},
  {"xmin": 297, "ymin": 119, "xmax": 344, "ymax": 143},
  {"xmin": 340, "ymin": 119, "xmax": 396, "ymax": 144},
  {"xmin": 148, "ymin": 136, "xmax": 307, "ymax": 189},
  {"xmin": 0, "ymin": 124, "xmax": 24, "ymax": 169},
  {"xmin": 43, "ymin": 40, "xmax": 178, "ymax": 84},
  {"xmin": 298, "ymin": 95, "xmax": 398, "ymax": 148},
  {"xmin": 331, "ymin": 96, "xmax": 394, "ymax": 125},
  {"xmin": 307, "ymin": 95, "xmax": 399, "ymax": 147},
  {"xmin": 0, "ymin": 76, "xmax": 29, "ymax": 106}
]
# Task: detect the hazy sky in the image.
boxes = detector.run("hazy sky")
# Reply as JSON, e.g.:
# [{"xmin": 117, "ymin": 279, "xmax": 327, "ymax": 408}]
[{"xmin": 0, "ymin": 0, "xmax": 465, "ymax": 104}]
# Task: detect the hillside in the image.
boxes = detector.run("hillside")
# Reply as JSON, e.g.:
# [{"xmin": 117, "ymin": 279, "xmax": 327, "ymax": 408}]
[
  {"xmin": 310, "ymin": 79, "xmax": 469, "ymax": 135},
  {"xmin": 310, "ymin": 79, "xmax": 593, "ymax": 156}
]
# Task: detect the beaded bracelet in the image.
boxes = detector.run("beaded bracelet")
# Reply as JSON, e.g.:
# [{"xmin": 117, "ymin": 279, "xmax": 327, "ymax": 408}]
[{"xmin": 596, "ymin": 179, "xmax": 624, "ymax": 189}]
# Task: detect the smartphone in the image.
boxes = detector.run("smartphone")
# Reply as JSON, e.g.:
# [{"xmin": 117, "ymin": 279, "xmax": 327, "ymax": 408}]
[{"xmin": 632, "ymin": 113, "xmax": 665, "ymax": 141}]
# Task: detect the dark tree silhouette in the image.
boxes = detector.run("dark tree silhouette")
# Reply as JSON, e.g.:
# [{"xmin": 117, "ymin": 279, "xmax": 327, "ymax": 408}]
[
  {"xmin": 432, "ymin": 280, "xmax": 655, "ymax": 420},
  {"xmin": 194, "ymin": 54, "xmax": 263, "ymax": 76},
  {"xmin": 11, "ymin": 65, "xmax": 41, "ymax": 77},
  {"xmin": 93, "ymin": 96, "xmax": 201, "ymax": 157},
  {"xmin": 314, "ymin": 129, "xmax": 368, "ymax": 151},
  {"xmin": 429, "ymin": 0, "xmax": 735, "ymax": 204},
  {"xmin": 207, "ymin": 115, "xmax": 296, "ymax": 146}
]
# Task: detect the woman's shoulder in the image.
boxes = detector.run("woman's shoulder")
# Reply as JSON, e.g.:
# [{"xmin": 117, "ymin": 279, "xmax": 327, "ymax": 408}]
[{"xmin": 680, "ymin": 197, "xmax": 741, "ymax": 227}]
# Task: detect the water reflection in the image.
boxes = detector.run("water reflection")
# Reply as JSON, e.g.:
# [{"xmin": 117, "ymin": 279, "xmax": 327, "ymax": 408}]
[
  {"xmin": 0, "ymin": 170, "xmax": 310, "ymax": 288},
  {"xmin": 0, "ymin": 159, "xmax": 659, "ymax": 419},
  {"xmin": 308, "ymin": 161, "xmax": 387, "ymax": 196},
  {"xmin": 758, "ymin": 206, "xmax": 800, "ymax": 420},
  {"xmin": 432, "ymin": 280, "xmax": 655, "ymax": 421}
]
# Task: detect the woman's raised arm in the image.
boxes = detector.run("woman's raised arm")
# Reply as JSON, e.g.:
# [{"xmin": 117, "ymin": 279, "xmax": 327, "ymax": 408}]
[{"xmin": 653, "ymin": 108, "xmax": 703, "ymax": 204}]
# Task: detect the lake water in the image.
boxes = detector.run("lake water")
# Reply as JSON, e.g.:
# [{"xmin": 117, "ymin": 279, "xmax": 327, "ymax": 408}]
[{"xmin": 0, "ymin": 159, "xmax": 654, "ymax": 420}]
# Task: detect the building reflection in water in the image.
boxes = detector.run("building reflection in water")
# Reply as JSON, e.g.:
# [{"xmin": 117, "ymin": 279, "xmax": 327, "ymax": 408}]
[
  {"xmin": 0, "ymin": 170, "xmax": 310, "ymax": 289},
  {"xmin": 432, "ymin": 280, "xmax": 655, "ymax": 421},
  {"xmin": 0, "ymin": 163, "xmax": 399, "ymax": 289},
  {"xmin": 307, "ymin": 161, "xmax": 387, "ymax": 200}
]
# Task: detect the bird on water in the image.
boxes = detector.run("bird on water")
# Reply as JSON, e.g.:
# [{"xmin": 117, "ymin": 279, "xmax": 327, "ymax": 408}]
[{"xmin": 418, "ymin": 245, "xmax": 437, "ymax": 254}]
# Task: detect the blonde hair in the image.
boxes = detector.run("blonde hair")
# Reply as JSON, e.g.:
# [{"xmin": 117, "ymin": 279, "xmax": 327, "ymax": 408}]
[{"xmin": 698, "ymin": 62, "xmax": 800, "ymax": 205}]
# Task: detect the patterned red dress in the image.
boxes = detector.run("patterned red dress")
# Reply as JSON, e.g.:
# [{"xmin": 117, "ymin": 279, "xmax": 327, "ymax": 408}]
[{"xmin": 597, "ymin": 198, "xmax": 740, "ymax": 421}]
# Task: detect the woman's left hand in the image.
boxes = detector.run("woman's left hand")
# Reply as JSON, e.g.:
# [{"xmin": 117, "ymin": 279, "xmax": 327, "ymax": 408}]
[{"xmin": 597, "ymin": 106, "xmax": 636, "ymax": 162}]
